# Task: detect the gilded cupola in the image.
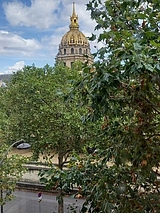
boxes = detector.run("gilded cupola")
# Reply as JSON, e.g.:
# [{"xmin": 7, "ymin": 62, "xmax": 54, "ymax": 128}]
[{"xmin": 56, "ymin": 2, "xmax": 93, "ymax": 68}]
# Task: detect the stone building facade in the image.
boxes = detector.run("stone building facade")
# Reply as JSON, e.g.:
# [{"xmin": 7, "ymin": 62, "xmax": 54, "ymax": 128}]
[{"xmin": 56, "ymin": 2, "xmax": 93, "ymax": 68}]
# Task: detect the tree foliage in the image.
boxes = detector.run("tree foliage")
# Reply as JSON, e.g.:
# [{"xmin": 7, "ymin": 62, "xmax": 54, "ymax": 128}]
[
  {"xmin": 0, "ymin": 63, "xmax": 101, "ymax": 213},
  {"xmin": 1, "ymin": 64, "xmax": 82, "ymax": 158},
  {"xmin": 0, "ymin": 144, "xmax": 28, "ymax": 205},
  {"xmin": 67, "ymin": 0, "xmax": 160, "ymax": 212},
  {"xmin": 0, "ymin": 88, "xmax": 28, "ymax": 206}
]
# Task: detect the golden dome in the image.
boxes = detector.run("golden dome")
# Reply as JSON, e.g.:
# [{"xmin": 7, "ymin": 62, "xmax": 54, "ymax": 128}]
[
  {"xmin": 56, "ymin": 2, "xmax": 93, "ymax": 68},
  {"xmin": 61, "ymin": 30, "xmax": 89, "ymax": 46},
  {"xmin": 60, "ymin": 2, "xmax": 89, "ymax": 47}
]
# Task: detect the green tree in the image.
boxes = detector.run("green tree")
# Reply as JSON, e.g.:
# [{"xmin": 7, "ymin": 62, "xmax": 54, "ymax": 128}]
[
  {"xmin": 1, "ymin": 63, "xmax": 100, "ymax": 213},
  {"xmin": 0, "ymin": 88, "xmax": 28, "ymax": 208},
  {"xmin": 67, "ymin": 0, "xmax": 160, "ymax": 212},
  {"xmin": 1, "ymin": 64, "xmax": 80, "ymax": 212},
  {"xmin": 0, "ymin": 144, "xmax": 27, "ymax": 206}
]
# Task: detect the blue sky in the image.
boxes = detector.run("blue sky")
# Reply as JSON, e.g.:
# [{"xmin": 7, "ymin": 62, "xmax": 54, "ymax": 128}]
[{"xmin": 0, "ymin": 0, "xmax": 97, "ymax": 74}]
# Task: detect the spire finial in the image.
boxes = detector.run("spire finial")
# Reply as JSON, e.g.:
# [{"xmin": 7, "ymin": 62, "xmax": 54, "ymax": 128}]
[
  {"xmin": 73, "ymin": 2, "xmax": 76, "ymax": 15},
  {"xmin": 70, "ymin": 2, "xmax": 79, "ymax": 30}
]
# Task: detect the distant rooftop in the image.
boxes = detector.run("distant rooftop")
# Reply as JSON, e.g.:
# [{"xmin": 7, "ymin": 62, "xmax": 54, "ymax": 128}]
[{"xmin": 0, "ymin": 74, "xmax": 12, "ymax": 81}]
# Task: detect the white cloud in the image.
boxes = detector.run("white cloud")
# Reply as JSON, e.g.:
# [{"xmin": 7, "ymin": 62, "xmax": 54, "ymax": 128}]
[
  {"xmin": 3, "ymin": 0, "xmax": 60, "ymax": 29},
  {"xmin": 3, "ymin": 0, "xmax": 95, "ymax": 32},
  {"xmin": 0, "ymin": 30, "xmax": 41, "ymax": 56},
  {"xmin": 4, "ymin": 61, "xmax": 25, "ymax": 74}
]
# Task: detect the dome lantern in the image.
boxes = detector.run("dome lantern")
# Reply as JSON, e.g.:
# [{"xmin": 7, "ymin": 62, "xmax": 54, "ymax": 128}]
[{"xmin": 70, "ymin": 2, "xmax": 79, "ymax": 30}]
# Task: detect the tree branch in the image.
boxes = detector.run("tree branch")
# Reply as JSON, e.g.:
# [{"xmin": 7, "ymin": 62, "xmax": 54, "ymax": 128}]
[{"xmin": 142, "ymin": 96, "xmax": 160, "ymax": 114}]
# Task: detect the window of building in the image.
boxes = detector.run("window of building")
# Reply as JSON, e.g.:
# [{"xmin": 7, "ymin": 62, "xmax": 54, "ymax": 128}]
[
  {"xmin": 71, "ymin": 48, "xmax": 74, "ymax": 54},
  {"xmin": 64, "ymin": 49, "xmax": 66, "ymax": 55},
  {"xmin": 79, "ymin": 48, "xmax": 82, "ymax": 54}
]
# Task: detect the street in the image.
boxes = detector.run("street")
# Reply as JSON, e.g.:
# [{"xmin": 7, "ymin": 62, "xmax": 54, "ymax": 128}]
[{"xmin": 4, "ymin": 189, "xmax": 85, "ymax": 213}]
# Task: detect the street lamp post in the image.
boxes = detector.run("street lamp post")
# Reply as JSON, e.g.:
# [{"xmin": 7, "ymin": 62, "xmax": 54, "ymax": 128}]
[
  {"xmin": 0, "ymin": 139, "xmax": 28, "ymax": 213},
  {"xmin": 0, "ymin": 191, "xmax": 2, "ymax": 213},
  {"xmin": 38, "ymin": 192, "xmax": 42, "ymax": 213},
  {"xmin": 0, "ymin": 139, "xmax": 25, "ymax": 166}
]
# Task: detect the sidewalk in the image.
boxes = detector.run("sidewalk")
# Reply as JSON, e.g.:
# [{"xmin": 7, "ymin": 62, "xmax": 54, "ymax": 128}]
[{"xmin": 4, "ymin": 189, "xmax": 85, "ymax": 213}]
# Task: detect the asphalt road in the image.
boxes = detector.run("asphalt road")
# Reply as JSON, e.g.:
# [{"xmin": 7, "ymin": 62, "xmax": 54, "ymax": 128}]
[{"xmin": 4, "ymin": 189, "xmax": 85, "ymax": 213}]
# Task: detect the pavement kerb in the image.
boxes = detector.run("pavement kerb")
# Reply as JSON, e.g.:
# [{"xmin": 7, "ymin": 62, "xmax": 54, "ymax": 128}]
[{"xmin": 16, "ymin": 181, "xmax": 78, "ymax": 195}]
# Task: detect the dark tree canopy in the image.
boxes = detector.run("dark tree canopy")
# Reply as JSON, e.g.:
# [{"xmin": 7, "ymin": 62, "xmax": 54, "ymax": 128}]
[{"xmin": 67, "ymin": 0, "xmax": 160, "ymax": 212}]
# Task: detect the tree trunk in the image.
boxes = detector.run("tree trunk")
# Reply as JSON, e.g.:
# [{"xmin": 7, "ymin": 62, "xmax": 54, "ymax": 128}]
[
  {"xmin": 58, "ymin": 189, "xmax": 64, "ymax": 213},
  {"xmin": 57, "ymin": 152, "xmax": 64, "ymax": 213}
]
